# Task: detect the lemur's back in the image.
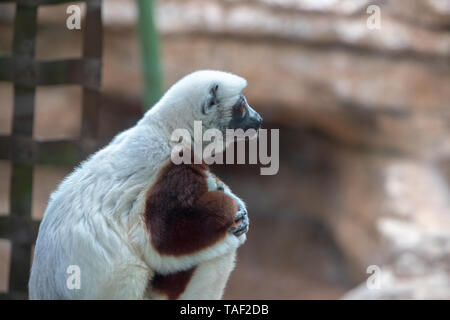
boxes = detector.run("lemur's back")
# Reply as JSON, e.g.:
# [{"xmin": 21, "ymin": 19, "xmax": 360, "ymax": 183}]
[{"xmin": 29, "ymin": 125, "xmax": 170, "ymax": 299}]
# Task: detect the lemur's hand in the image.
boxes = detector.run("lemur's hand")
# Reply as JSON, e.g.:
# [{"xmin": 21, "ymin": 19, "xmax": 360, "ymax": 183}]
[
  {"xmin": 207, "ymin": 174, "xmax": 250, "ymax": 238},
  {"xmin": 230, "ymin": 205, "xmax": 249, "ymax": 237},
  {"xmin": 221, "ymin": 183, "xmax": 249, "ymax": 237}
]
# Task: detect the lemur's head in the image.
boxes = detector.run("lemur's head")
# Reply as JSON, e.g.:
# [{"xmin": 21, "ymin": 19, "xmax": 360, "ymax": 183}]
[{"xmin": 150, "ymin": 70, "xmax": 262, "ymax": 136}]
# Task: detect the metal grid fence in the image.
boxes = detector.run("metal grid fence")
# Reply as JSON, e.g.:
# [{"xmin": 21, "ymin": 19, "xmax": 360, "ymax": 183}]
[{"xmin": 0, "ymin": 0, "xmax": 102, "ymax": 299}]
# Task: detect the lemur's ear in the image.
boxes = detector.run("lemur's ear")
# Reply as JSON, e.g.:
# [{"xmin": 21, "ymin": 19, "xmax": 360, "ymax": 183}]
[
  {"xmin": 210, "ymin": 83, "xmax": 219, "ymax": 97},
  {"xmin": 203, "ymin": 83, "xmax": 219, "ymax": 114}
]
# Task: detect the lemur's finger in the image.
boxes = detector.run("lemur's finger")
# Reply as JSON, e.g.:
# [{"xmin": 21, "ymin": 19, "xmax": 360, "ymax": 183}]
[
  {"xmin": 230, "ymin": 214, "xmax": 249, "ymax": 236},
  {"xmin": 230, "ymin": 223, "xmax": 248, "ymax": 237},
  {"xmin": 234, "ymin": 208, "xmax": 247, "ymax": 222}
]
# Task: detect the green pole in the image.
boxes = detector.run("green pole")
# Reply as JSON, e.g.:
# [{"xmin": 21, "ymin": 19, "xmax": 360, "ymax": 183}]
[{"xmin": 137, "ymin": 0, "xmax": 163, "ymax": 110}]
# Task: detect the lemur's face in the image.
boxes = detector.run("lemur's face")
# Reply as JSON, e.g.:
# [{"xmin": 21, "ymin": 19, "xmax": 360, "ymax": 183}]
[
  {"xmin": 227, "ymin": 94, "xmax": 262, "ymax": 131},
  {"xmin": 201, "ymin": 83, "xmax": 262, "ymax": 134}
]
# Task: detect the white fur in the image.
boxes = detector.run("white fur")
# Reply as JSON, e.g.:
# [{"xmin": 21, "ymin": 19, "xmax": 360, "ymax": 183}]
[
  {"xmin": 147, "ymin": 251, "xmax": 237, "ymax": 300},
  {"xmin": 179, "ymin": 250, "xmax": 237, "ymax": 299},
  {"xmin": 29, "ymin": 70, "xmax": 248, "ymax": 299}
]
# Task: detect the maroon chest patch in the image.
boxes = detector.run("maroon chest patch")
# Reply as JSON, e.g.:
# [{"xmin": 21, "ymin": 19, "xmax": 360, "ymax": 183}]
[{"xmin": 144, "ymin": 161, "xmax": 238, "ymax": 256}]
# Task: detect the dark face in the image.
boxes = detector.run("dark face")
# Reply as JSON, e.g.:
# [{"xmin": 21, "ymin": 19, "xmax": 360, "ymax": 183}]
[{"xmin": 228, "ymin": 95, "xmax": 263, "ymax": 131}]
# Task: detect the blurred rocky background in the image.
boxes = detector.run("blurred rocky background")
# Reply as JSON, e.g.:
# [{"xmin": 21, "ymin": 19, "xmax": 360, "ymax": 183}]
[{"xmin": 0, "ymin": 0, "xmax": 449, "ymax": 299}]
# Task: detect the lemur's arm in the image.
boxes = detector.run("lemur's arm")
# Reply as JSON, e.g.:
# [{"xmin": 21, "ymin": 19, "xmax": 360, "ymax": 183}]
[{"xmin": 142, "ymin": 161, "xmax": 248, "ymax": 274}]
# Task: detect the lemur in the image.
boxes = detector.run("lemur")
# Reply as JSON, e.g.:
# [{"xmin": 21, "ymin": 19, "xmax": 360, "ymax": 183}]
[{"xmin": 28, "ymin": 70, "xmax": 262, "ymax": 299}]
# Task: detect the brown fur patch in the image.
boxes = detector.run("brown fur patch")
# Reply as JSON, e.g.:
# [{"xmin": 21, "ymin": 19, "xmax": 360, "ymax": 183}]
[
  {"xmin": 150, "ymin": 267, "xmax": 196, "ymax": 300},
  {"xmin": 145, "ymin": 161, "xmax": 238, "ymax": 256}
]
